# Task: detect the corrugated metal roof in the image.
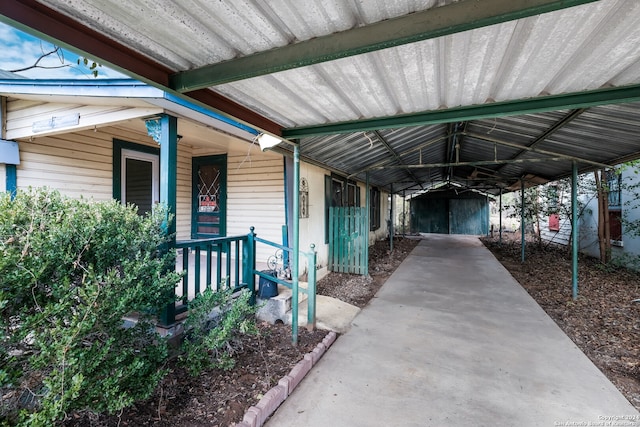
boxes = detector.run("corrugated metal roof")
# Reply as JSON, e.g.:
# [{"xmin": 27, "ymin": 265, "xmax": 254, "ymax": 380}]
[{"xmin": 3, "ymin": 0, "xmax": 640, "ymax": 195}]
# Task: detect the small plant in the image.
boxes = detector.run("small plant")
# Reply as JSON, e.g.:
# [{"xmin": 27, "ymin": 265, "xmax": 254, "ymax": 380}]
[
  {"xmin": 0, "ymin": 188, "xmax": 181, "ymax": 425},
  {"xmin": 179, "ymin": 283, "xmax": 258, "ymax": 376}
]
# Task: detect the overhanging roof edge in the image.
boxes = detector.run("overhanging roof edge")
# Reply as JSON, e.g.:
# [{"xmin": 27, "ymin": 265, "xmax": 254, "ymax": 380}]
[
  {"xmin": 0, "ymin": 0, "xmax": 282, "ymax": 136},
  {"xmin": 0, "ymin": 78, "xmax": 163, "ymax": 97}
]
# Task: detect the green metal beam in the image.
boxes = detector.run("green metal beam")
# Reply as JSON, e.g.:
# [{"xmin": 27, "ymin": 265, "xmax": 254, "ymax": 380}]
[
  {"xmin": 571, "ymin": 161, "xmax": 579, "ymax": 300},
  {"xmin": 170, "ymin": 0, "xmax": 598, "ymax": 92},
  {"xmin": 283, "ymin": 84, "xmax": 640, "ymax": 138}
]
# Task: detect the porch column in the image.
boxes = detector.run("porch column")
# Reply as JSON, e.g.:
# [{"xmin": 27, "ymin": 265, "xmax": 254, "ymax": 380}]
[
  {"xmin": 572, "ymin": 161, "xmax": 579, "ymax": 300},
  {"xmin": 147, "ymin": 114, "xmax": 178, "ymax": 326},
  {"xmin": 5, "ymin": 165, "xmax": 16, "ymax": 199},
  {"xmin": 158, "ymin": 114, "xmax": 178, "ymax": 241}
]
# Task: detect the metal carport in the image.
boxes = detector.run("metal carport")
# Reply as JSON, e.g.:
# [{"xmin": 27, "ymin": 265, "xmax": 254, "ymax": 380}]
[
  {"xmin": 3, "ymin": 0, "xmax": 640, "ymax": 295},
  {"xmin": 2, "ymin": 0, "xmax": 639, "ymax": 194}
]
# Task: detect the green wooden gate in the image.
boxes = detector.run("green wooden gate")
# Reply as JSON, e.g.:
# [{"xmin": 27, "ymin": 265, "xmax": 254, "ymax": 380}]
[{"xmin": 329, "ymin": 207, "xmax": 368, "ymax": 275}]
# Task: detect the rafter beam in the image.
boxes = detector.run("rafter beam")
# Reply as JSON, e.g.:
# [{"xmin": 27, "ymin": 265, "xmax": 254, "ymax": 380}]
[
  {"xmin": 283, "ymin": 84, "xmax": 640, "ymax": 138},
  {"xmin": 371, "ymin": 131, "xmax": 424, "ymax": 190},
  {"xmin": 170, "ymin": 0, "xmax": 598, "ymax": 92},
  {"xmin": 347, "ymin": 134, "xmax": 453, "ymax": 179},
  {"xmin": 368, "ymin": 157, "xmax": 586, "ymax": 170},
  {"xmin": 465, "ymin": 132, "xmax": 612, "ymax": 169},
  {"xmin": 496, "ymin": 108, "xmax": 586, "ymax": 173}
]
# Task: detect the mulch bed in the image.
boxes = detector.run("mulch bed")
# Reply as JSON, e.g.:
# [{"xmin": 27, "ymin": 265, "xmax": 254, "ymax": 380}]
[
  {"xmin": 61, "ymin": 237, "xmax": 418, "ymax": 426},
  {"xmin": 482, "ymin": 235, "xmax": 640, "ymax": 410}
]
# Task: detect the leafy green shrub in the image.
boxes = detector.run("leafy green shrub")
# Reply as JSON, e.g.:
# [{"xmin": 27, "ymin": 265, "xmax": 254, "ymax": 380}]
[
  {"xmin": 0, "ymin": 188, "xmax": 181, "ymax": 425},
  {"xmin": 179, "ymin": 285, "xmax": 258, "ymax": 376}
]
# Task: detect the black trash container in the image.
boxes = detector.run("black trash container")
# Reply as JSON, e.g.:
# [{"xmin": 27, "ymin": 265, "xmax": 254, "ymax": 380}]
[{"xmin": 258, "ymin": 270, "xmax": 279, "ymax": 298}]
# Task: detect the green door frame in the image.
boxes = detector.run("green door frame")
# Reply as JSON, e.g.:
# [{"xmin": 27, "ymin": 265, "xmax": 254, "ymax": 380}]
[{"xmin": 191, "ymin": 154, "xmax": 227, "ymax": 239}]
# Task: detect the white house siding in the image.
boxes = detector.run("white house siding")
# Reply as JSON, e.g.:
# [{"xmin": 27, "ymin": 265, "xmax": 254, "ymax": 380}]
[
  {"xmin": 370, "ymin": 191, "xmax": 390, "ymax": 244},
  {"xmin": 540, "ymin": 216, "xmax": 573, "ymax": 247},
  {"xmin": 15, "ymin": 130, "xmax": 113, "ymax": 201},
  {"xmin": 175, "ymin": 144, "xmax": 192, "ymax": 242},
  {"xmin": 300, "ymin": 162, "xmax": 331, "ymax": 270},
  {"xmin": 227, "ymin": 151, "xmax": 285, "ymax": 264},
  {"xmin": 579, "ymin": 168, "xmax": 640, "ymax": 264}
]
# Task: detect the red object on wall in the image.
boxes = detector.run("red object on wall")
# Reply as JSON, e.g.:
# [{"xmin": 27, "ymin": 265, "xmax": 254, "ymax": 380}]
[{"xmin": 549, "ymin": 213, "xmax": 560, "ymax": 231}]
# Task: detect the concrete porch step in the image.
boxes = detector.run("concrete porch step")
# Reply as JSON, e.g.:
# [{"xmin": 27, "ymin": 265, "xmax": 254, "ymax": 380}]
[{"xmin": 257, "ymin": 283, "xmax": 360, "ymax": 334}]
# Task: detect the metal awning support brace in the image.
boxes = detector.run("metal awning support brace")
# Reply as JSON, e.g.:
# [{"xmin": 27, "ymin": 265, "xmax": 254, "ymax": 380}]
[
  {"xmin": 572, "ymin": 161, "xmax": 579, "ymax": 300},
  {"xmin": 390, "ymin": 183, "xmax": 394, "ymax": 252}
]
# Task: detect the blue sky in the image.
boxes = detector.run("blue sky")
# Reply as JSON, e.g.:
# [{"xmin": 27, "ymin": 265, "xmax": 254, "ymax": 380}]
[{"xmin": 0, "ymin": 21, "xmax": 126, "ymax": 79}]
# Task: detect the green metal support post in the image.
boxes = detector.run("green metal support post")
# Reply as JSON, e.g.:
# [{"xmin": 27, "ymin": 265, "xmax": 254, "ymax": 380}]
[
  {"xmin": 291, "ymin": 141, "xmax": 300, "ymax": 345},
  {"xmin": 306, "ymin": 244, "xmax": 316, "ymax": 330},
  {"xmin": 572, "ymin": 161, "xmax": 579, "ymax": 300},
  {"xmin": 499, "ymin": 188, "xmax": 503, "ymax": 244},
  {"xmin": 403, "ymin": 190, "xmax": 406, "ymax": 236},
  {"xmin": 390, "ymin": 183, "xmax": 394, "ymax": 252},
  {"xmin": 365, "ymin": 172, "xmax": 370, "ymax": 276},
  {"xmin": 245, "ymin": 227, "xmax": 256, "ymax": 305},
  {"xmin": 521, "ymin": 179, "xmax": 526, "ymax": 263}
]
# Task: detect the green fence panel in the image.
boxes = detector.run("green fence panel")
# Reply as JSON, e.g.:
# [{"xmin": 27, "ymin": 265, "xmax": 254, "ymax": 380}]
[{"xmin": 329, "ymin": 207, "xmax": 367, "ymax": 275}]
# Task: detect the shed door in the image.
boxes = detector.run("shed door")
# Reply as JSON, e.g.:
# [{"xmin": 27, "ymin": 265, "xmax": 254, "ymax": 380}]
[
  {"xmin": 450, "ymin": 199, "xmax": 488, "ymax": 235},
  {"xmin": 192, "ymin": 155, "xmax": 227, "ymax": 239}
]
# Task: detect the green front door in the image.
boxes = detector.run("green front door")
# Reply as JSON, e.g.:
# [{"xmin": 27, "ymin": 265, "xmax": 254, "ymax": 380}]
[{"xmin": 192, "ymin": 155, "xmax": 226, "ymax": 239}]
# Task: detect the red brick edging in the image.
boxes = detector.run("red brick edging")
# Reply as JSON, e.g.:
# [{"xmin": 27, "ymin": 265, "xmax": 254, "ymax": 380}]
[{"xmin": 235, "ymin": 331, "xmax": 338, "ymax": 427}]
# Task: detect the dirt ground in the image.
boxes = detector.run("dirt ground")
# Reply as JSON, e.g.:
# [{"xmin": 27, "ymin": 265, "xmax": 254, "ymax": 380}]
[
  {"xmin": 482, "ymin": 234, "xmax": 640, "ymax": 410},
  {"xmin": 64, "ymin": 233, "xmax": 640, "ymax": 425},
  {"xmin": 62, "ymin": 236, "xmax": 419, "ymax": 427}
]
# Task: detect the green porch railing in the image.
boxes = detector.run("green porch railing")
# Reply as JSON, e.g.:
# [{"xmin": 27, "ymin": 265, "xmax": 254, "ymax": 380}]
[
  {"xmin": 253, "ymin": 233, "xmax": 317, "ymax": 343},
  {"xmin": 160, "ymin": 232, "xmax": 253, "ymax": 325},
  {"xmin": 160, "ymin": 228, "xmax": 317, "ymax": 345}
]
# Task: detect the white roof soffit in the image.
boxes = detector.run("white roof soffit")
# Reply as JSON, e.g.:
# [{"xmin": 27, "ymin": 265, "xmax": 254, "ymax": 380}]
[{"xmin": 0, "ymin": 79, "xmax": 259, "ymax": 141}]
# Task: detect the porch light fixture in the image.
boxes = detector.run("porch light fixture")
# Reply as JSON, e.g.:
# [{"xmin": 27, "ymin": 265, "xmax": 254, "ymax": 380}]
[{"xmin": 257, "ymin": 133, "xmax": 285, "ymax": 151}]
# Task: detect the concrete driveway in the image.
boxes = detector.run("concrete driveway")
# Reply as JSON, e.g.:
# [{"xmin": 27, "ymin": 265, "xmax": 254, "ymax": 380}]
[{"xmin": 267, "ymin": 234, "xmax": 639, "ymax": 427}]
